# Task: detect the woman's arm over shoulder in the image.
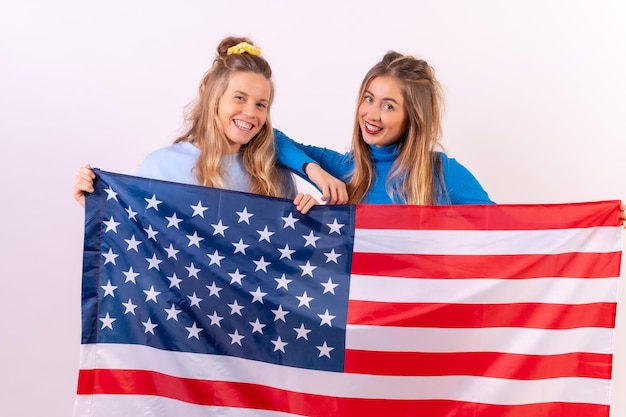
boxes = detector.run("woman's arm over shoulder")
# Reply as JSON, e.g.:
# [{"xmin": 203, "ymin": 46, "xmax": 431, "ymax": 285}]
[
  {"xmin": 273, "ymin": 128, "xmax": 316, "ymax": 177},
  {"xmin": 274, "ymin": 129, "xmax": 350, "ymax": 178},
  {"xmin": 273, "ymin": 129, "xmax": 350, "ymax": 203},
  {"xmin": 439, "ymin": 153, "xmax": 494, "ymax": 205}
]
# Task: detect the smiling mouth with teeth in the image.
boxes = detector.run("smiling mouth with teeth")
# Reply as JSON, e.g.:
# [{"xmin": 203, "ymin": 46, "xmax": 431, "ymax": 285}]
[
  {"xmin": 234, "ymin": 119, "xmax": 253, "ymax": 130},
  {"xmin": 365, "ymin": 122, "xmax": 382, "ymax": 133}
]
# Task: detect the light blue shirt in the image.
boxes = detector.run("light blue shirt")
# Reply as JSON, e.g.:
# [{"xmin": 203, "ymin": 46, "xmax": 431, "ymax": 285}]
[
  {"xmin": 136, "ymin": 142, "xmax": 251, "ymax": 191},
  {"xmin": 136, "ymin": 141, "xmax": 297, "ymax": 198}
]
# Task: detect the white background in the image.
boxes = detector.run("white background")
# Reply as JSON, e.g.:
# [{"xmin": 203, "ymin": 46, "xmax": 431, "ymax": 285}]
[{"xmin": 1, "ymin": 1, "xmax": 625, "ymax": 416}]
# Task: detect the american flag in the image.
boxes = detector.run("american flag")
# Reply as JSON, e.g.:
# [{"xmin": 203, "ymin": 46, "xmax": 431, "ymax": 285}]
[{"xmin": 75, "ymin": 169, "xmax": 623, "ymax": 417}]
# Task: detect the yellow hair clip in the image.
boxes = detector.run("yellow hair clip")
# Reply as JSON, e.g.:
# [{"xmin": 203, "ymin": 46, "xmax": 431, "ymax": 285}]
[{"xmin": 227, "ymin": 42, "xmax": 262, "ymax": 56}]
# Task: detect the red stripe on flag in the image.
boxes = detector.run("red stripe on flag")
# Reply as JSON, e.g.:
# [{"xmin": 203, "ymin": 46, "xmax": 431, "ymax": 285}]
[
  {"xmin": 355, "ymin": 201, "xmax": 622, "ymax": 230},
  {"xmin": 77, "ymin": 369, "xmax": 610, "ymax": 417},
  {"xmin": 347, "ymin": 300, "xmax": 617, "ymax": 329},
  {"xmin": 350, "ymin": 252, "xmax": 622, "ymax": 279},
  {"xmin": 344, "ymin": 350, "xmax": 613, "ymax": 379}
]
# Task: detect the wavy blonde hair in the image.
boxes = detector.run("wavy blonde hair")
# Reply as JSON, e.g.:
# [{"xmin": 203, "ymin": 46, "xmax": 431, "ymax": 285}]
[
  {"xmin": 175, "ymin": 36, "xmax": 292, "ymax": 197},
  {"xmin": 347, "ymin": 51, "xmax": 446, "ymax": 205}
]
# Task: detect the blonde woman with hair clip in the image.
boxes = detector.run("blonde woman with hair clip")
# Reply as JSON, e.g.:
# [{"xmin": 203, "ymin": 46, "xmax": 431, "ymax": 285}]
[
  {"xmin": 73, "ymin": 35, "xmax": 343, "ymax": 214},
  {"xmin": 275, "ymin": 50, "xmax": 626, "ymax": 223}
]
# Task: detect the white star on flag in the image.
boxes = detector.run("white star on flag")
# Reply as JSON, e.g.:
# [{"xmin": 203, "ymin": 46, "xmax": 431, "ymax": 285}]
[
  {"xmin": 257, "ymin": 226, "xmax": 274, "ymax": 242},
  {"xmin": 232, "ymin": 238, "xmax": 249, "ymax": 254},
  {"xmin": 185, "ymin": 263, "xmax": 200, "ymax": 278},
  {"xmin": 318, "ymin": 309, "xmax": 336, "ymax": 327},
  {"xmin": 296, "ymin": 291, "xmax": 314, "ymax": 308},
  {"xmin": 316, "ymin": 341, "xmax": 334, "ymax": 358},
  {"xmin": 102, "ymin": 248, "xmax": 118, "ymax": 265},
  {"xmin": 207, "ymin": 249, "xmax": 225, "ymax": 266},
  {"xmin": 249, "ymin": 287, "xmax": 267, "ymax": 303},
  {"xmin": 185, "ymin": 322, "xmax": 202, "ymax": 339},
  {"xmin": 324, "ymin": 249, "xmax": 341, "ymax": 263},
  {"xmin": 281, "ymin": 212, "xmax": 299, "ymax": 229},
  {"xmin": 228, "ymin": 300, "xmax": 244, "ymax": 316},
  {"xmin": 250, "ymin": 318, "xmax": 266, "ymax": 334},
  {"xmin": 145, "ymin": 254, "xmax": 162, "ymax": 270},
  {"xmin": 321, "ymin": 277, "xmax": 339, "ymax": 294},
  {"xmin": 145, "ymin": 194, "xmax": 162, "ymax": 210},
  {"xmin": 186, "ymin": 231, "xmax": 204, "ymax": 247},
  {"xmin": 167, "ymin": 272, "xmax": 182, "ymax": 288},
  {"xmin": 275, "ymin": 273, "xmax": 292, "ymax": 290},
  {"xmin": 272, "ymin": 305, "xmax": 289, "ymax": 322},
  {"xmin": 165, "ymin": 213, "xmax": 183, "ymax": 228},
  {"xmin": 272, "ymin": 336, "xmax": 288, "ymax": 352},
  {"xmin": 164, "ymin": 304, "xmax": 181, "ymax": 321},
  {"xmin": 123, "ymin": 267, "xmax": 139, "ymax": 284},
  {"xmin": 299, "ymin": 261, "xmax": 317, "ymax": 277},
  {"xmin": 164, "ymin": 243, "xmax": 179, "ymax": 259},
  {"xmin": 122, "ymin": 299, "xmax": 137, "ymax": 315},
  {"xmin": 253, "ymin": 256, "xmax": 271, "ymax": 272},
  {"xmin": 103, "ymin": 216, "xmax": 120, "ymax": 232},
  {"xmin": 294, "ymin": 323, "xmax": 311, "ymax": 340},
  {"xmin": 229, "ymin": 329, "xmax": 245, "ymax": 345},
  {"xmin": 236, "ymin": 207, "xmax": 254, "ymax": 224},
  {"xmin": 326, "ymin": 218, "xmax": 344, "ymax": 234},
  {"xmin": 101, "ymin": 280, "xmax": 117, "ymax": 297},
  {"xmin": 144, "ymin": 225, "xmax": 158, "ymax": 240},
  {"xmin": 206, "ymin": 282, "xmax": 222, "ymax": 297},
  {"xmin": 142, "ymin": 318, "xmax": 158, "ymax": 334},
  {"xmin": 187, "ymin": 292, "xmax": 203, "ymax": 308},
  {"xmin": 104, "ymin": 186, "xmax": 118, "ymax": 201},
  {"xmin": 208, "ymin": 311, "xmax": 223, "ymax": 327},
  {"xmin": 143, "ymin": 285, "xmax": 160, "ymax": 303},
  {"xmin": 125, "ymin": 205, "xmax": 137, "ymax": 220},
  {"xmin": 278, "ymin": 244, "xmax": 295, "ymax": 260},
  {"xmin": 124, "ymin": 235, "xmax": 142, "ymax": 252},
  {"xmin": 99, "ymin": 313, "xmax": 116, "ymax": 330},
  {"xmin": 212, "ymin": 220, "xmax": 229, "ymax": 236},
  {"xmin": 302, "ymin": 231, "xmax": 320, "ymax": 247},
  {"xmin": 228, "ymin": 269, "xmax": 245, "ymax": 285},
  {"xmin": 190, "ymin": 201, "xmax": 208, "ymax": 218}
]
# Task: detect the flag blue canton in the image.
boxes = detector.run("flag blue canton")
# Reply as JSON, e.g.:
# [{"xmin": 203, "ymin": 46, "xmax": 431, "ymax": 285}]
[{"xmin": 82, "ymin": 170, "xmax": 355, "ymax": 372}]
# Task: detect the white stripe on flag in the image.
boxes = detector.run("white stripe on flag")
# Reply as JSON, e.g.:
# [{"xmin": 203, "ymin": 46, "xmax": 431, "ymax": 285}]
[
  {"xmin": 349, "ymin": 275, "xmax": 619, "ymax": 304},
  {"xmin": 354, "ymin": 226, "xmax": 622, "ymax": 255},
  {"xmin": 345, "ymin": 325, "xmax": 614, "ymax": 354}
]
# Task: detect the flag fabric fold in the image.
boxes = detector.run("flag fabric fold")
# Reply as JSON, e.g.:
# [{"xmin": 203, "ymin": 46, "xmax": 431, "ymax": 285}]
[{"xmin": 74, "ymin": 169, "xmax": 623, "ymax": 417}]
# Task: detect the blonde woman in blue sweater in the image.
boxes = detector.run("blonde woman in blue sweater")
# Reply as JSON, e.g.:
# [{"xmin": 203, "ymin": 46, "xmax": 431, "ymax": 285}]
[{"xmin": 275, "ymin": 51, "xmax": 492, "ymax": 205}]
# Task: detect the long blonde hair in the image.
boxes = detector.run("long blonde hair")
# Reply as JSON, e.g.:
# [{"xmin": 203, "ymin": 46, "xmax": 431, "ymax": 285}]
[
  {"xmin": 175, "ymin": 36, "xmax": 292, "ymax": 197},
  {"xmin": 347, "ymin": 51, "xmax": 446, "ymax": 205}
]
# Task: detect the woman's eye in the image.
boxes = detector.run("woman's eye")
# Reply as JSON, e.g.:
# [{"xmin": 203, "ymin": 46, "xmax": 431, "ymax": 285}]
[
  {"xmin": 384, "ymin": 104, "xmax": 394, "ymax": 111},
  {"xmin": 364, "ymin": 96, "xmax": 373, "ymax": 103},
  {"xmin": 257, "ymin": 102, "xmax": 267, "ymax": 109},
  {"xmin": 235, "ymin": 95, "xmax": 245, "ymax": 101}
]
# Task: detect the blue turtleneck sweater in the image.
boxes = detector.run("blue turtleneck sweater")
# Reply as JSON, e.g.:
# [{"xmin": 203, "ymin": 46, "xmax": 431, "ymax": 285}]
[{"xmin": 274, "ymin": 129, "xmax": 493, "ymax": 205}]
